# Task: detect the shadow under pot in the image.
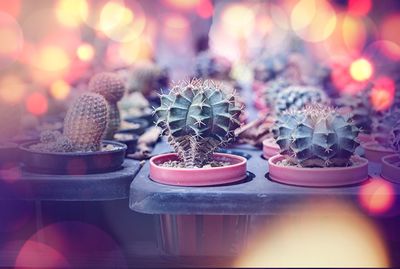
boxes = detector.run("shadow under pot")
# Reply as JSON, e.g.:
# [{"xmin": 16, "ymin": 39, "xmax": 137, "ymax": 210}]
[
  {"xmin": 19, "ymin": 140, "xmax": 127, "ymax": 175},
  {"xmin": 262, "ymin": 138, "xmax": 279, "ymax": 159},
  {"xmin": 149, "ymin": 153, "xmax": 247, "ymax": 186},
  {"xmin": 381, "ymin": 154, "xmax": 400, "ymax": 183},
  {"xmin": 268, "ymin": 155, "xmax": 369, "ymax": 187},
  {"xmin": 113, "ymin": 132, "xmax": 138, "ymax": 154},
  {"xmin": 362, "ymin": 142, "xmax": 395, "ymax": 163},
  {"xmin": 120, "ymin": 118, "xmax": 149, "ymax": 136}
]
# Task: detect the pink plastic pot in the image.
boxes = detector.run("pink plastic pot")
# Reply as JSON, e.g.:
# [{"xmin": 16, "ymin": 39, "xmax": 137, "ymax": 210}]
[
  {"xmin": 268, "ymin": 155, "xmax": 369, "ymax": 187},
  {"xmin": 149, "ymin": 153, "xmax": 247, "ymax": 186},
  {"xmin": 357, "ymin": 133, "xmax": 374, "ymax": 144},
  {"xmin": 381, "ymin": 154, "xmax": 400, "ymax": 183},
  {"xmin": 262, "ymin": 138, "xmax": 280, "ymax": 159},
  {"xmin": 363, "ymin": 142, "xmax": 395, "ymax": 163}
]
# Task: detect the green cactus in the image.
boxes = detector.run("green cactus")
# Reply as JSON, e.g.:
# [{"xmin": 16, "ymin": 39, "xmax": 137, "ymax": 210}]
[
  {"xmin": 64, "ymin": 92, "xmax": 108, "ymax": 152},
  {"xmin": 154, "ymin": 79, "xmax": 242, "ymax": 167},
  {"xmin": 89, "ymin": 72, "xmax": 125, "ymax": 139},
  {"xmin": 274, "ymin": 85, "xmax": 329, "ymax": 115},
  {"xmin": 273, "ymin": 105, "xmax": 360, "ymax": 167},
  {"xmin": 262, "ymin": 78, "xmax": 291, "ymax": 109}
]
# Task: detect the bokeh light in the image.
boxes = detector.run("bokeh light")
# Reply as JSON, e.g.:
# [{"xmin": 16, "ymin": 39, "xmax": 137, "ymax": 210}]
[
  {"xmin": 380, "ymin": 13, "xmax": 400, "ymax": 60},
  {"xmin": 31, "ymin": 45, "xmax": 71, "ymax": 73},
  {"xmin": 348, "ymin": 0, "xmax": 372, "ymax": 17},
  {"xmin": 359, "ymin": 179, "xmax": 395, "ymax": 215},
  {"xmin": 236, "ymin": 200, "xmax": 389, "ymax": 267},
  {"xmin": 0, "ymin": 75, "xmax": 26, "ymax": 104},
  {"xmin": 50, "ymin": 79, "xmax": 71, "ymax": 100},
  {"xmin": 164, "ymin": 0, "xmax": 200, "ymax": 10},
  {"xmin": 163, "ymin": 14, "xmax": 189, "ymax": 42},
  {"xmin": 77, "ymin": 43, "xmax": 95, "ymax": 62},
  {"xmin": 25, "ymin": 92, "xmax": 48, "ymax": 116},
  {"xmin": 349, "ymin": 58, "xmax": 373, "ymax": 82},
  {"xmin": 55, "ymin": 0, "xmax": 88, "ymax": 28},
  {"xmin": 221, "ymin": 3, "xmax": 255, "ymax": 39},
  {"xmin": 370, "ymin": 76, "xmax": 395, "ymax": 111},
  {"xmin": 0, "ymin": 12, "xmax": 24, "ymax": 70},
  {"xmin": 0, "ymin": 0, "xmax": 21, "ymax": 18},
  {"xmin": 196, "ymin": 0, "xmax": 213, "ymax": 19}
]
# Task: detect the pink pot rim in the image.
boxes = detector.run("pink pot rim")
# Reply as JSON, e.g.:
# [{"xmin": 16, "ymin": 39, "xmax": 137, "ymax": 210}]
[
  {"xmin": 268, "ymin": 155, "xmax": 369, "ymax": 187},
  {"xmin": 149, "ymin": 153, "xmax": 247, "ymax": 186},
  {"xmin": 381, "ymin": 154, "xmax": 400, "ymax": 183},
  {"xmin": 363, "ymin": 142, "xmax": 394, "ymax": 153},
  {"xmin": 262, "ymin": 138, "xmax": 280, "ymax": 159}
]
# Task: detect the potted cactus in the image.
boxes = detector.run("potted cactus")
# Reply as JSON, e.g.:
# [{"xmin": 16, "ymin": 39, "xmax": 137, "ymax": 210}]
[
  {"xmin": 20, "ymin": 93, "xmax": 126, "ymax": 174},
  {"xmin": 261, "ymin": 85, "xmax": 330, "ymax": 159},
  {"xmin": 151, "ymin": 79, "xmax": 247, "ymax": 186},
  {"xmin": 381, "ymin": 122, "xmax": 400, "ymax": 183},
  {"xmin": 268, "ymin": 105, "xmax": 368, "ymax": 187}
]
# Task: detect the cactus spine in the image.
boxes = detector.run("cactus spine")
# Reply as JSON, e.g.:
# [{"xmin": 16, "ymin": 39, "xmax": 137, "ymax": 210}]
[
  {"xmin": 89, "ymin": 72, "xmax": 125, "ymax": 139},
  {"xmin": 155, "ymin": 79, "xmax": 242, "ymax": 167},
  {"xmin": 273, "ymin": 105, "xmax": 360, "ymax": 167}
]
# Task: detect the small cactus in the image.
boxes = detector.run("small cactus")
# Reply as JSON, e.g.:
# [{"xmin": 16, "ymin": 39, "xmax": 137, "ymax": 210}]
[
  {"xmin": 262, "ymin": 78, "xmax": 291, "ymax": 110},
  {"xmin": 64, "ymin": 92, "xmax": 108, "ymax": 152},
  {"xmin": 274, "ymin": 85, "xmax": 329, "ymax": 115},
  {"xmin": 253, "ymin": 53, "xmax": 288, "ymax": 83},
  {"xmin": 89, "ymin": 72, "xmax": 125, "ymax": 139},
  {"xmin": 273, "ymin": 105, "xmax": 360, "ymax": 167},
  {"xmin": 335, "ymin": 93, "xmax": 372, "ymax": 134},
  {"xmin": 154, "ymin": 79, "xmax": 242, "ymax": 167},
  {"xmin": 389, "ymin": 123, "xmax": 400, "ymax": 153}
]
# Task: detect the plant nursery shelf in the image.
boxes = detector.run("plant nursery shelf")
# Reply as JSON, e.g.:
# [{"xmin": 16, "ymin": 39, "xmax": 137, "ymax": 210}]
[
  {"xmin": 0, "ymin": 159, "xmax": 141, "ymax": 201},
  {"xmin": 130, "ymin": 141, "xmax": 400, "ymax": 216}
]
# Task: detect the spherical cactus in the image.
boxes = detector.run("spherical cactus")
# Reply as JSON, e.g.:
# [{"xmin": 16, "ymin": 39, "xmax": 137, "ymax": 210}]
[
  {"xmin": 194, "ymin": 51, "xmax": 232, "ymax": 80},
  {"xmin": 262, "ymin": 78, "xmax": 291, "ymax": 109},
  {"xmin": 154, "ymin": 79, "xmax": 242, "ymax": 167},
  {"xmin": 335, "ymin": 94, "xmax": 372, "ymax": 134},
  {"xmin": 273, "ymin": 105, "xmax": 360, "ymax": 167},
  {"xmin": 274, "ymin": 85, "xmax": 329, "ymax": 115},
  {"xmin": 253, "ymin": 53, "xmax": 287, "ymax": 83},
  {"xmin": 64, "ymin": 93, "xmax": 108, "ymax": 152},
  {"xmin": 89, "ymin": 72, "xmax": 125, "ymax": 139}
]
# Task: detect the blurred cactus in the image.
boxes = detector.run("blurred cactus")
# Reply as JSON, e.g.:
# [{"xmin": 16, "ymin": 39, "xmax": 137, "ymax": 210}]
[
  {"xmin": 155, "ymin": 79, "xmax": 242, "ymax": 167},
  {"xmin": 389, "ymin": 123, "xmax": 400, "ymax": 153},
  {"xmin": 273, "ymin": 105, "xmax": 359, "ymax": 167},
  {"xmin": 335, "ymin": 93, "xmax": 372, "ymax": 134},
  {"xmin": 194, "ymin": 50, "xmax": 232, "ymax": 80},
  {"xmin": 274, "ymin": 85, "xmax": 329, "ymax": 115},
  {"xmin": 89, "ymin": 72, "xmax": 125, "ymax": 139},
  {"xmin": 253, "ymin": 53, "xmax": 288, "ymax": 83},
  {"xmin": 125, "ymin": 61, "xmax": 169, "ymax": 96},
  {"xmin": 262, "ymin": 78, "xmax": 291, "ymax": 110},
  {"xmin": 64, "ymin": 92, "xmax": 108, "ymax": 152}
]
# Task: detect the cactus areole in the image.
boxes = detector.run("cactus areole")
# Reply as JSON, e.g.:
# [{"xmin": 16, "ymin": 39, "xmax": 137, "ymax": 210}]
[{"xmin": 154, "ymin": 79, "xmax": 242, "ymax": 168}]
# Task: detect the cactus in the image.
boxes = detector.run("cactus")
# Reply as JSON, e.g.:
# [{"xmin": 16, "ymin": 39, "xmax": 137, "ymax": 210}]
[
  {"xmin": 253, "ymin": 53, "xmax": 288, "ymax": 83},
  {"xmin": 89, "ymin": 72, "xmax": 125, "ymax": 139},
  {"xmin": 64, "ymin": 92, "xmax": 108, "ymax": 152},
  {"xmin": 125, "ymin": 61, "xmax": 169, "ymax": 96},
  {"xmin": 194, "ymin": 51, "xmax": 232, "ymax": 80},
  {"xmin": 389, "ymin": 122, "xmax": 400, "ymax": 153},
  {"xmin": 154, "ymin": 79, "xmax": 242, "ymax": 167},
  {"xmin": 274, "ymin": 85, "xmax": 329, "ymax": 115},
  {"xmin": 335, "ymin": 93, "xmax": 372, "ymax": 134},
  {"xmin": 273, "ymin": 105, "xmax": 360, "ymax": 167},
  {"xmin": 262, "ymin": 78, "xmax": 291, "ymax": 110}
]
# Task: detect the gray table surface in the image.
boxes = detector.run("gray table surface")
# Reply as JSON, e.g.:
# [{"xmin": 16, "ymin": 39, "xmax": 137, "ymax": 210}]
[
  {"xmin": 130, "ymin": 141, "xmax": 400, "ymax": 215},
  {"xmin": 0, "ymin": 159, "xmax": 141, "ymax": 201}
]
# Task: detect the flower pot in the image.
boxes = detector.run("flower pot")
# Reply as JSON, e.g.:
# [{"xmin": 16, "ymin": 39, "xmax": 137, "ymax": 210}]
[
  {"xmin": 268, "ymin": 155, "xmax": 369, "ymax": 187},
  {"xmin": 113, "ymin": 132, "xmax": 138, "ymax": 154},
  {"xmin": 156, "ymin": 214, "xmax": 249, "ymax": 257},
  {"xmin": 262, "ymin": 138, "xmax": 279, "ymax": 159},
  {"xmin": 357, "ymin": 133, "xmax": 374, "ymax": 144},
  {"xmin": 120, "ymin": 118, "xmax": 149, "ymax": 136},
  {"xmin": 149, "ymin": 153, "xmax": 247, "ymax": 186},
  {"xmin": 20, "ymin": 140, "xmax": 127, "ymax": 175},
  {"xmin": 381, "ymin": 154, "xmax": 400, "ymax": 183},
  {"xmin": 363, "ymin": 142, "xmax": 395, "ymax": 163}
]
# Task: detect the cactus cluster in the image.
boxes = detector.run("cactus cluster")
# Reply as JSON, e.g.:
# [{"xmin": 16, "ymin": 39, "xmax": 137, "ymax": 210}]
[
  {"xmin": 274, "ymin": 85, "xmax": 329, "ymax": 115},
  {"xmin": 155, "ymin": 79, "xmax": 242, "ymax": 167},
  {"xmin": 194, "ymin": 51, "xmax": 232, "ymax": 80},
  {"xmin": 32, "ymin": 93, "xmax": 108, "ymax": 152},
  {"xmin": 335, "ymin": 93, "xmax": 372, "ymax": 134},
  {"xmin": 273, "ymin": 105, "xmax": 360, "ymax": 167},
  {"xmin": 89, "ymin": 72, "xmax": 125, "ymax": 139},
  {"xmin": 253, "ymin": 53, "xmax": 287, "ymax": 83}
]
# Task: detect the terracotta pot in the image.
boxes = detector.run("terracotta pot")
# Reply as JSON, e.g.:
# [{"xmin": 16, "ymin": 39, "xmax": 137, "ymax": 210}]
[
  {"xmin": 149, "ymin": 153, "xmax": 247, "ymax": 186},
  {"xmin": 357, "ymin": 133, "xmax": 374, "ymax": 144},
  {"xmin": 262, "ymin": 138, "xmax": 280, "ymax": 159},
  {"xmin": 363, "ymin": 142, "xmax": 395, "ymax": 163},
  {"xmin": 381, "ymin": 154, "xmax": 400, "ymax": 183},
  {"xmin": 268, "ymin": 155, "xmax": 368, "ymax": 187}
]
